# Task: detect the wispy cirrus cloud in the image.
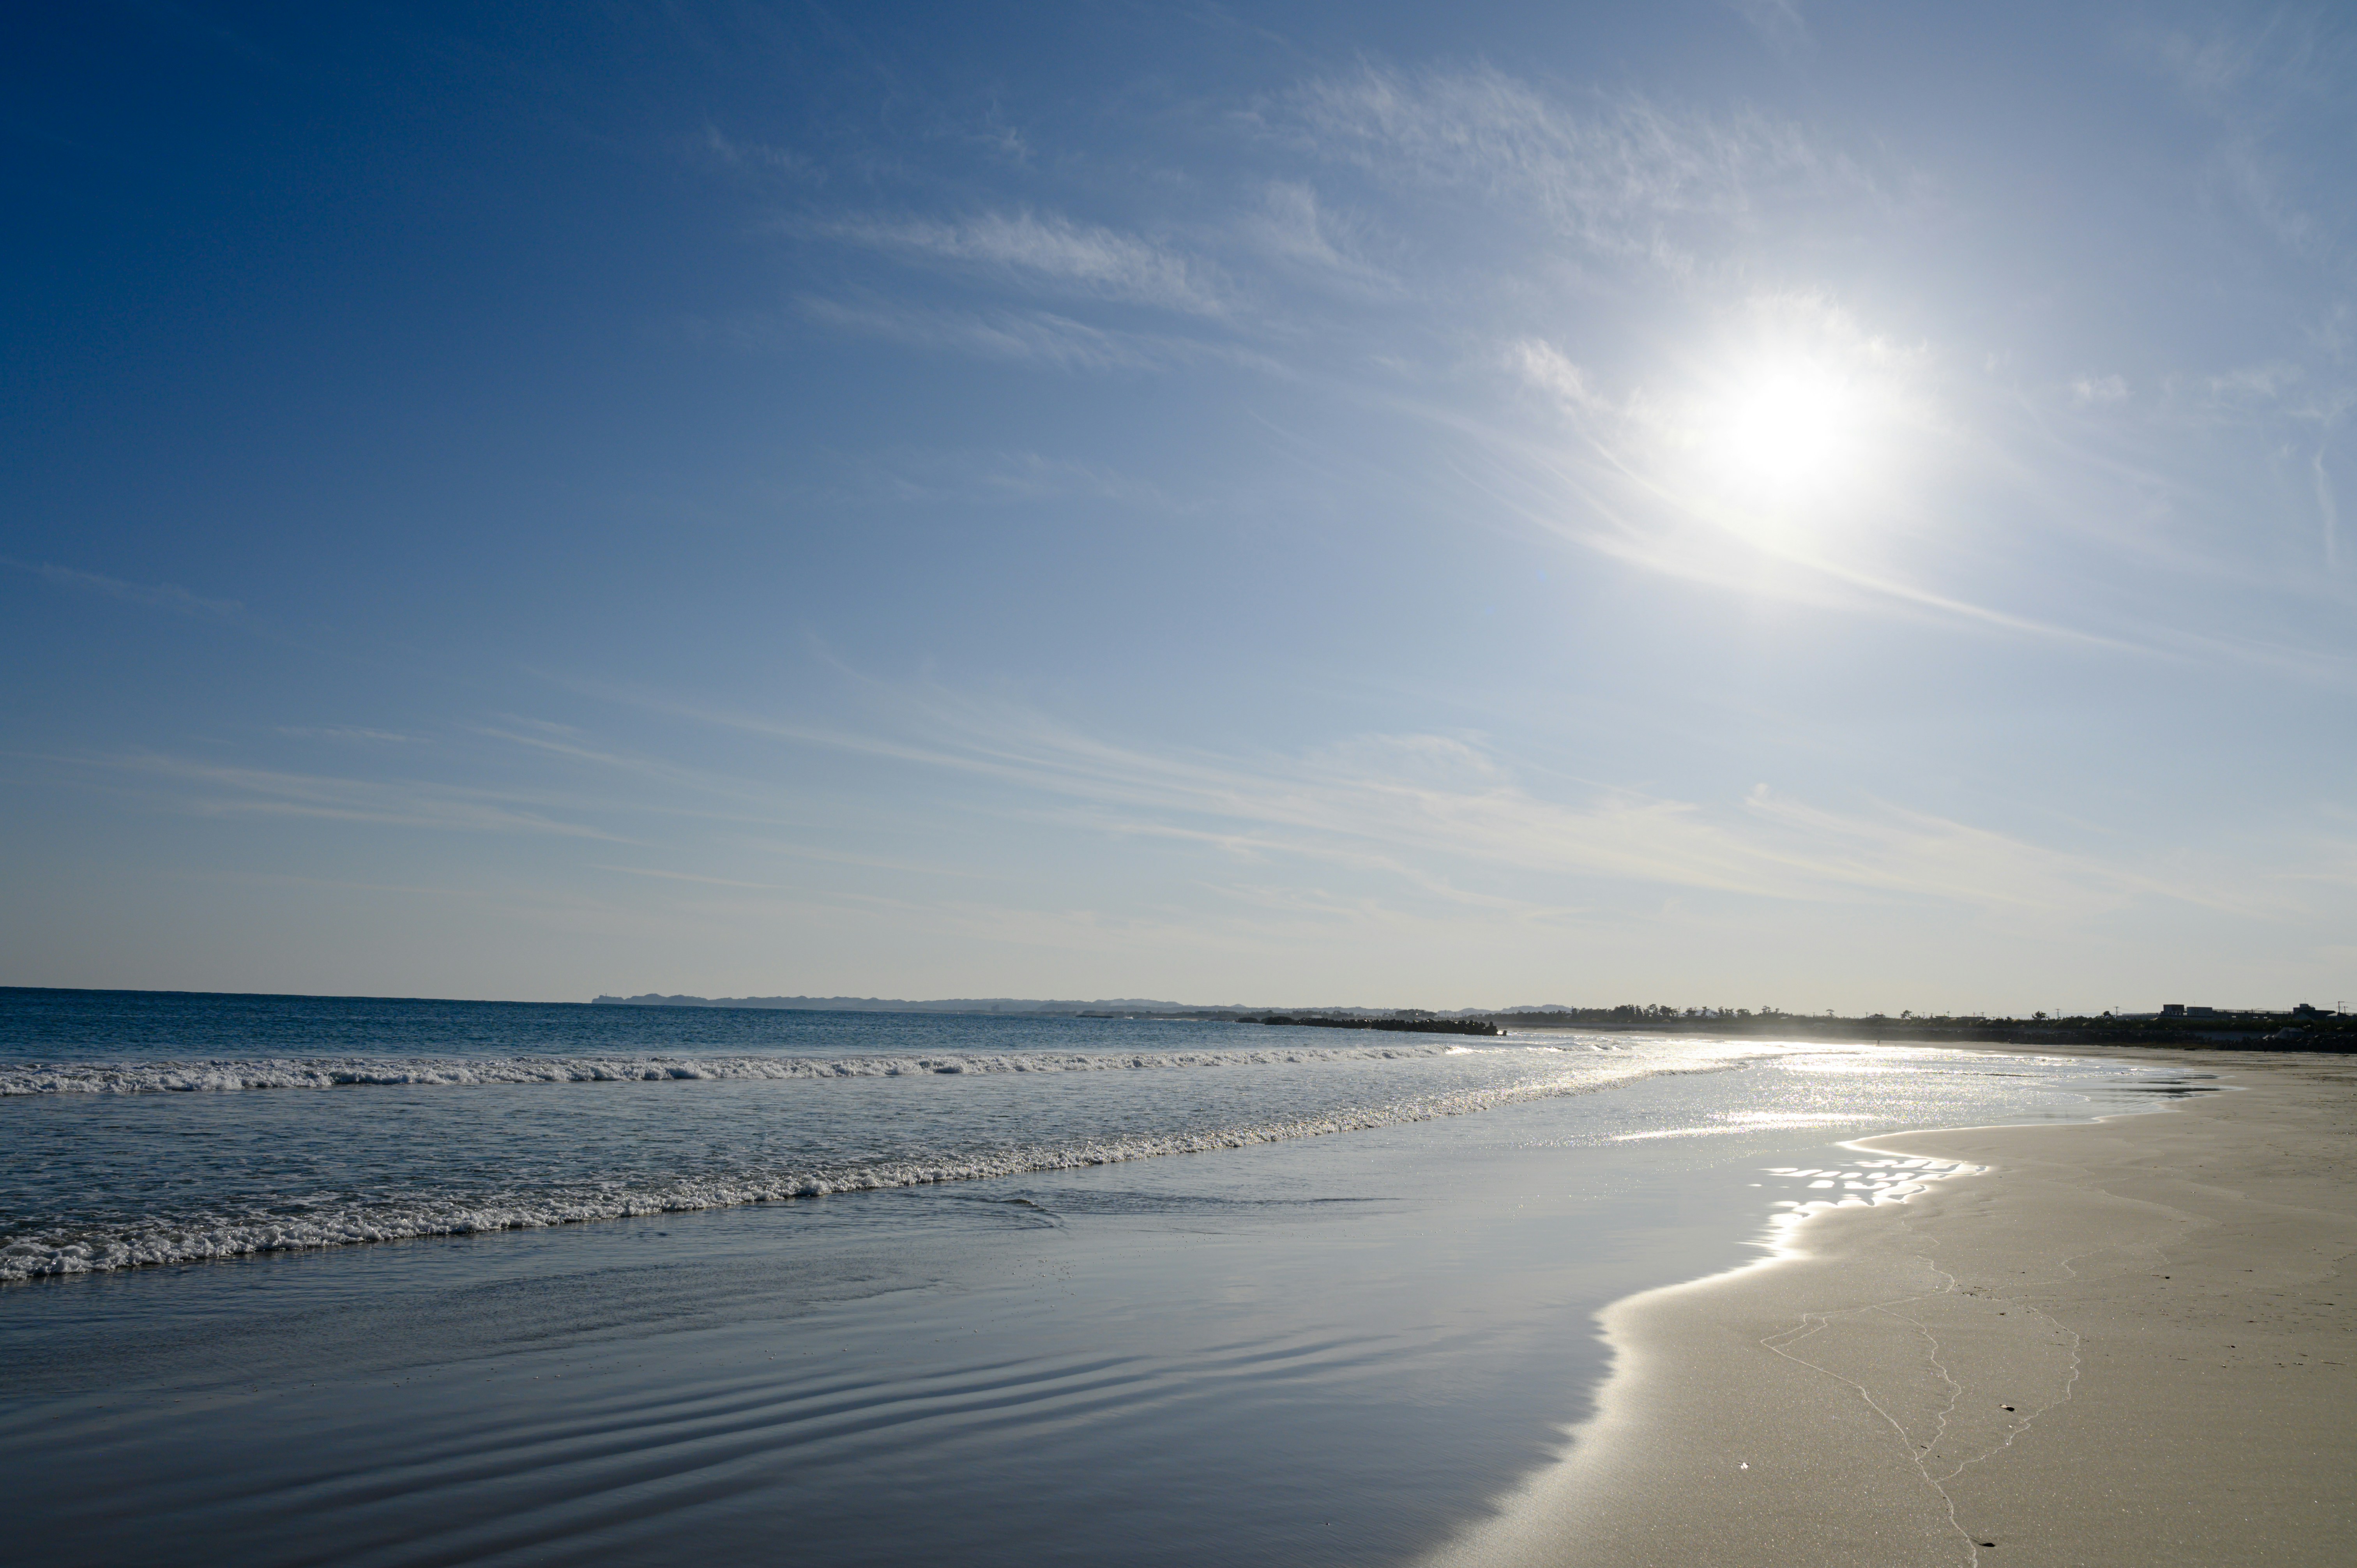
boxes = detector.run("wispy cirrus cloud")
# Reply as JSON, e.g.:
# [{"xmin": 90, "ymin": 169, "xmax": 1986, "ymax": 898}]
[
  {"xmin": 816, "ymin": 209, "xmax": 1230, "ymax": 315},
  {"xmin": 276, "ymin": 725, "xmax": 422, "ymax": 743},
  {"xmin": 611, "ymin": 680, "xmax": 2266, "ymax": 923},
  {"xmin": 10, "ymin": 560, "xmax": 241, "ymax": 617},
  {"xmin": 590, "ymin": 864, "xmax": 790, "ymax": 891},
  {"xmin": 1237, "ymin": 180, "xmax": 1398, "ymax": 295},
  {"xmin": 2068, "ymin": 374, "xmax": 2129, "ymax": 407},
  {"xmin": 703, "ymin": 124, "xmax": 823, "ymax": 182},
  {"xmin": 2134, "ymin": 14, "xmax": 2352, "ymax": 257},
  {"xmin": 1251, "ymin": 62, "xmax": 2346, "ymax": 675},
  {"xmin": 792, "ymin": 295, "xmax": 1280, "ymax": 375},
  {"xmin": 1281, "ymin": 64, "xmax": 1858, "ymax": 274},
  {"xmin": 51, "ymin": 752, "xmax": 635, "ymax": 842},
  {"xmin": 803, "ymin": 448, "xmax": 1194, "ymax": 512},
  {"xmin": 1479, "ymin": 300, "xmax": 2152, "ymax": 652},
  {"xmin": 794, "ymin": 295, "xmax": 1150, "ymax": 369},
  {"xmin": 1727, "ymin": 0, "xmax": 1811, "ymax": 55}
]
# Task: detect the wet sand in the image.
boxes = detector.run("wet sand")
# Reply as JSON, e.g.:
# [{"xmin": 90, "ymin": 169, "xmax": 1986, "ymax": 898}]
[{"xmin": 1434, "ymin": 1051, "xmax": 2357, "ymax": 1568}]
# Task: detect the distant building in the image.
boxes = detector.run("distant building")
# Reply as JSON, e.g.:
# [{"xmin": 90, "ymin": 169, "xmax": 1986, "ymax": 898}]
[{"xmin": 2161, "ymin": 1003, "xmax": 2184, "ymax": 1017}]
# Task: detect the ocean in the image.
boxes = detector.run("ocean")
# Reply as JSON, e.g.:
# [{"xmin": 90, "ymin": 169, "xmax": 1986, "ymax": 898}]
[{"xmin": 0, "ymin": 988, "xmax": 2205, "ymax": 1565}]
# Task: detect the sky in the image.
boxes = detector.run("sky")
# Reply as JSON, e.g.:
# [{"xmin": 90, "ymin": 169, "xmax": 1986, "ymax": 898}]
[{"xmin": 3, "ymin": 2, "xmax": 2352, "ymax": 1013}]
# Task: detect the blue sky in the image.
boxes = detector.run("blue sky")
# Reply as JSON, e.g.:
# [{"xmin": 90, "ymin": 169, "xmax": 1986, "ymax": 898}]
[{"xmin": 4, "ymin": 2, "xmax": 2352, "ymax": 1011}]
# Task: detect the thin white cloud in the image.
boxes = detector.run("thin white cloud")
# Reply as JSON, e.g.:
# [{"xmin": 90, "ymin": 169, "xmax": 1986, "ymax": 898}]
[
  {"xmin": 463, "ymin": 723, "xmax": 836, "ymax": 831},
  {"xmin": 1479, "ymin": 302, "xmax": 2152, "ymax": 651},
  {"xmin": 703, "ymin": 124, "xmax": 822, "ymax": 182},
  {"xmin": 818, "ymin": 209, "xmax": 1228, "ymax": 314},
  {"xmin": 1738, "ymin": 788, "xmax": 2263, "ymax": 918},
  {"xmin": 794, "ymin": 295, "xmax": 1281, "ymax": 376},
  {"xmin": 796, "ymin": 295, "xmax": 1157, "ymax": 369},
  {"xmin": 1728, "ymin": 0, "xmax": 1811, "ymax": 53},
  {"xmin": 277, "ymin": 726, "xmax": 421, "ymax": 743},
  {"xmin": 57, "ymin": 753, "xmax": 634, "ymax": 842},
  {"xmin": 837, "ymin": 449, "xmax": 1192, "ymax": 511},
  {"xmin": 590, "ymin": 865, "xmax": 789, "ymax": 891},
  {"xmin": 972, "ymin": 111, "xmax": 1032, "ymax": 166},
  {"xmin": 2134, "ymin": 15, "xmax": 2352, "ymax": 262},
  {"xmin": 2316, "ymin": 440, "xmax": 2341, "ymax": 568},
  {"xmin": 2203, "ymin": 360, "xmax": 2304, "ymax": 407},
  {"xmin": 784, "ymin": 886, "xmax": 1315, "ymax": 960},
  {"xmin": 1987, "ymin": 356, "xmax": 2357, "ymax": 666},
  {"xmin": 740, "ymin": 839, "xmax": 1005, "ymax": 881},
  {"xmin": 12, "ymin": 560, "xmax": 241, "ymax": 617},
  {"xmin": 1489, "ymin": 301, "xmax": 2357, "ymax": 680},
  {"xmin": 627, "ymin": 682, "xmax": 2268, "ymax": 922},
  {"xmin": 1284, "ymin": 64, "xmax": 1854, "ymax": 274},
  {"xmin": 1237, "ymin": 180, "xmax": 1398, "ymax": 295}
]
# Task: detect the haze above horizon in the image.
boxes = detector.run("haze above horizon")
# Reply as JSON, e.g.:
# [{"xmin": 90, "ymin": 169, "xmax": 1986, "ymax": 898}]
[{"xmin": 4, "ymin": 3, "xmax": 2352, "ymax": 1014}]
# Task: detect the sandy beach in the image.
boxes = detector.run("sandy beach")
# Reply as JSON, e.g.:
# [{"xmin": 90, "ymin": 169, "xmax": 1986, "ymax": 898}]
[{"xmin": 1435, "ymin": 1050, "xmax": 2357, "ymax": 1568}]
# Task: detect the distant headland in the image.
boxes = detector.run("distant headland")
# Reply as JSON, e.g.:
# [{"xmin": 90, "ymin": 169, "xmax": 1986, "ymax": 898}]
[{"xmin": 593, "ymin": 993, "xmax": 1214, "ymax": 1014}]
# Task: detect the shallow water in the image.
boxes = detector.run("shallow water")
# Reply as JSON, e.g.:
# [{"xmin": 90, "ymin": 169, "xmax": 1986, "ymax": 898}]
[{"xmin": 0, "ymin": 989, "xmax": 2207, "ymax": 1565}]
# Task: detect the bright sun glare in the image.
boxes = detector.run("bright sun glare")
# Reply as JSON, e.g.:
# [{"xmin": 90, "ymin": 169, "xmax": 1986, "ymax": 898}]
[
  {"xmin": 1713, "ymin": 365, "xmax": 1859, "ymax": 495},
  {"xmin": 1624, "ymin": 307, "xmax": 1920, "ymax": 560}
]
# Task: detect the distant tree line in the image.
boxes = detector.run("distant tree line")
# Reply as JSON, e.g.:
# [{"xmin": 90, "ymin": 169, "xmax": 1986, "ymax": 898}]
[
  {"xmin": 1473, "ymin": 1005, "xmax": 2355, "ymax": 1051},
  {"xmin": 1252, "ymin": 1015, "xmax": 1503, "ymax": 1037}
]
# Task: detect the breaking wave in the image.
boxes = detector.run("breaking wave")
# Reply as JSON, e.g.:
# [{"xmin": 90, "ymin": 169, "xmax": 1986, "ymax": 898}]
[
  {"xmin": 0, "ymin": 1041, "xmax": 1496, "ymax": 1097},
  {"xmin": 0, "ymin": 1054, "xmax": 1704, "ymax": 1280}
]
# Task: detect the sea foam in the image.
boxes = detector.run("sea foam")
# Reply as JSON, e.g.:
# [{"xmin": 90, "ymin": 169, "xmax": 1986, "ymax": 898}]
[
  {"xmin": 0, "ymin": 1050, "xmax": 1697, "ymax": 1279},
  {"xmin": 0, "ymin": 1041, "xmax": 1472, "ymax": 1097}
]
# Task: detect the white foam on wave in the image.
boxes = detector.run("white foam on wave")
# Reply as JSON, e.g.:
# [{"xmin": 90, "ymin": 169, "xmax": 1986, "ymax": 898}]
[
  {"xmin": 0, "ymin": 1041, "xmax": 1480, "ymax": 1097},
  {"xmin": 0, "ymin": 1054, "xmax": 1724, "ymax": 1280}
]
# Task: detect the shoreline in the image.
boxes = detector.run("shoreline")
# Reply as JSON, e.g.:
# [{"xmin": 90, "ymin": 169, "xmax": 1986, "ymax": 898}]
[{"xmin": 1431, "ymin": 1048, "xmax": 2357, "ymax": 1567}]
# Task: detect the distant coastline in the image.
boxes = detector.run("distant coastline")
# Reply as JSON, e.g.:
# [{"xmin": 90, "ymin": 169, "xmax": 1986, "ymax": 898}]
[
  {"xmin": 591, "ymin": 993, "xmax": 2353, "ymax": 1051},
  {"xmin": 591, "ymin": 992, "xmax": 1217, "ymax": 1015}
]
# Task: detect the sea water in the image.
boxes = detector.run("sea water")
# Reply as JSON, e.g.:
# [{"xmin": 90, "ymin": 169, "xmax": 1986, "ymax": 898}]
[{"xmin": 0, "ymin": 988, "xmax": 2205, "ymax": 1565}]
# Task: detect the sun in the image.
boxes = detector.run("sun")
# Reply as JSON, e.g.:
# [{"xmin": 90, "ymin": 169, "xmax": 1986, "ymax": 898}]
[
  {"xmin": 1708, "ymin": 362, "xmax": 1862, "ymax": 498},
  {"xmin": 1558, "ymin": 297, "xmax": 1924, "ymax": 564}
]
